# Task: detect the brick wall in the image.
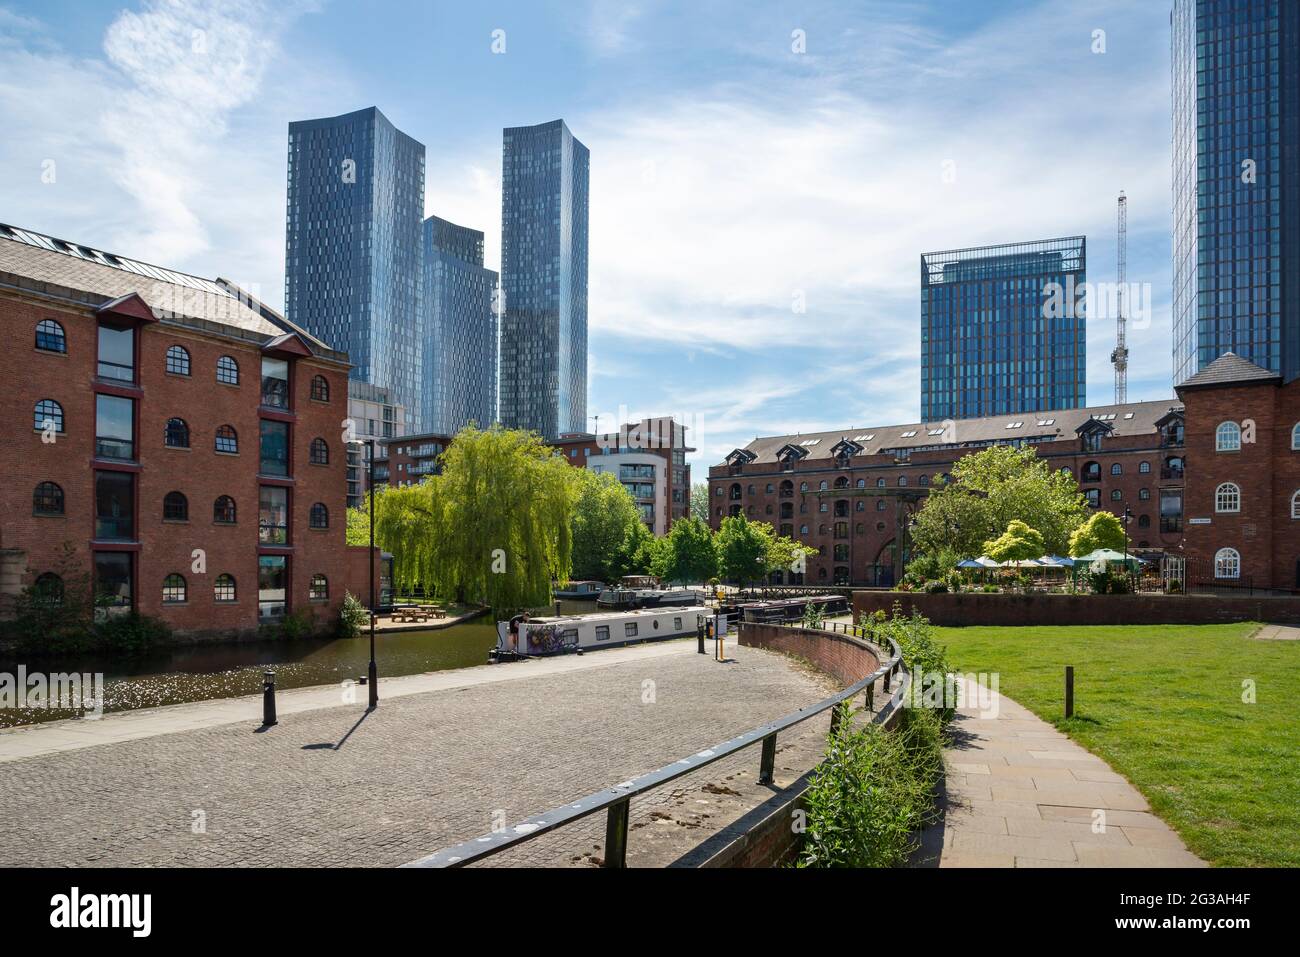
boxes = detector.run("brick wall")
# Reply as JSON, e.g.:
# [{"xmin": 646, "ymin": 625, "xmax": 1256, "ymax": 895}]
[
  {"xmin": 851, "ymin": 590, "xmax": 1300, "ymax": 626},
  {"xmin": 738, "ymin": 622, "xmax": 881, "ymax": 687},
  {"xmin": 1, "ymin": 288, "xmax": 352, "ymax": 640}
]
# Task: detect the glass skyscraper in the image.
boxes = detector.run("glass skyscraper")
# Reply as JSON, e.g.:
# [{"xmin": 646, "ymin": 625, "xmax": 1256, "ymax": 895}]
[
  {"xmin": 499, "ymin": 119, "xmax": 589, "ymax": 439},
  {"xmin": 1172, "ymin": 0, "xmax": 1300, "ymax": 386},
  {"xmin": 422, "ymin": 215, "xmax": 499, "ymax": 434},
  {"xmin": 921, "ymin": 237, "xmax": 1087, "ymax": 421},
  {"xmin": 284, "ymin": 107, "xmax": 427, "ymax": 429}
]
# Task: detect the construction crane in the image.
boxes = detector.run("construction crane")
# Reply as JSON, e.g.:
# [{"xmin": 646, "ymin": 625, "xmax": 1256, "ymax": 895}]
[{"xmin": 1111, "ymin": 190, "xmax": 1129, "ymax": 404}]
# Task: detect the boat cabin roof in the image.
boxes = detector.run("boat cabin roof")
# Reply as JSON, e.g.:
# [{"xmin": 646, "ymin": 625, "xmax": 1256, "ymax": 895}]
[{"xmin": 522, "ymin": 604, "xmax": 713, "ymax": 626}]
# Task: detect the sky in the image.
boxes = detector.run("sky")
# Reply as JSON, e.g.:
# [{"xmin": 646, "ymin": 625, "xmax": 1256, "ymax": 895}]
[{"xmin": 0, "ymin": 0, "xmax": 1178, "ymax": 469}]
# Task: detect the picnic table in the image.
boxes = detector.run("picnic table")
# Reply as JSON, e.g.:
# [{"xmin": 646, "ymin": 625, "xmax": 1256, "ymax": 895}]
[{"xmin": 390, "ymin": 604, "xmax": 449, "ymax": 623}]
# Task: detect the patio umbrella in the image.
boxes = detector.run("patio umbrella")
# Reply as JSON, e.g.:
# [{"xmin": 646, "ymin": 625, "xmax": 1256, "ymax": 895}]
[{"xmin": 1075, "ymin": 548, "xmax": 1131, "ymax": 563}]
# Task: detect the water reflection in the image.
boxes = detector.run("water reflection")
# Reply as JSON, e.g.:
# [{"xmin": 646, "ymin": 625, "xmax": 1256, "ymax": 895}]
[{"xmin": 0, "ymin": 601, "xmax": 594, "ymax": 728}]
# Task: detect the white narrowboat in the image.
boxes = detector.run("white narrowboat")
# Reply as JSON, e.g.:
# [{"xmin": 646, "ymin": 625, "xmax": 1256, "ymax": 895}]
[{"xmin": 489, "ymin": 605, "xmax": 718, "ymax": 662}]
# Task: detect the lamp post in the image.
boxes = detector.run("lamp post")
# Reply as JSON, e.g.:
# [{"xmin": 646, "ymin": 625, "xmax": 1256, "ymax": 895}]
[{"xmin": 367, "ymin": 438, "xmax": 378, "ymax": 710}]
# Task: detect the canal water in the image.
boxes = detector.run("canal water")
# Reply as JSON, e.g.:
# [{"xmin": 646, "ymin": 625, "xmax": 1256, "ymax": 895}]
[{"xmin": 0, "ymin": 601, "xmax": 594, "ymax": 728}]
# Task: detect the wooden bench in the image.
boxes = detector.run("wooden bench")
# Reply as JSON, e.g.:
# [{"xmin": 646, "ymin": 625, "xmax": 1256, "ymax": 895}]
[{"xmin": 391, "ymin": 605, "xmax": 432, "ymax": 623}]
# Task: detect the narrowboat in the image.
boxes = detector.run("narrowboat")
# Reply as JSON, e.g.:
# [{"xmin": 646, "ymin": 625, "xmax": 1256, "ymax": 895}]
[
  {"xmin": 489, "ymin": 605, "xmax": 716, "ymax": 662},
  {"xmin": 553, "ymin": 580, "xmax": 605, "ymax": 599},
  {"xmin": 595, "ymin": 586, "xmax": 707, "ymax": 610}
]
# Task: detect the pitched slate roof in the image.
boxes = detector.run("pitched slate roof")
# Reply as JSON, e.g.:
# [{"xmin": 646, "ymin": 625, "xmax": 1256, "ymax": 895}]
[
  {"xmin": 723, "ymin": 398, "xmax": 1181, "ymax": 466},
  {"xmin": 0, "ymin": 222, "xmax": 343, "ymax": 360},
  {"xmin": 1176, "ymin": 352, "xmax": 1280, "ymax": 391}
]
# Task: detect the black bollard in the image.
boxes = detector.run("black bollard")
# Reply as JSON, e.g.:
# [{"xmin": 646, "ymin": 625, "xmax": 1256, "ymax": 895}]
[
  {"xmin": 697, "ymin": 618, "xmax": 706, "ymax": 654},
  {"xmin": 1065, "ymin": 666, "xmax": 1074, "ymax": 718},
  {"xmin": 262, "ymin": 670, "xmax": 277, "ymax": 727}
]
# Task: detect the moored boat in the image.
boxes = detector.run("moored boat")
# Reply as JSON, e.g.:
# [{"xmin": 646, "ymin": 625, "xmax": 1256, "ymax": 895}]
[
  {"xmin": 489, "ymin": 605, "xmax": 716, "ymax": 662},
  {"xmin": 553, "ymin": 580, "xmax": 605, "ymax": 599}
]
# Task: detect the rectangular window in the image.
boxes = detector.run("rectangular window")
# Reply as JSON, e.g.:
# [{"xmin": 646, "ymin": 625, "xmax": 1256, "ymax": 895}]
[
  {"xmin": 625, "ymin": 622, "xmax": 638, "ymax": 637},
  {"xmin": 93, "ymin": 552, "xmax": 132, "ymax": 609},
  {"xmin": 673, "ymin": 617, "xmax": 682, "ymax": 630},
  {"xmin": 95, "ymin": 394, "xmax": 135, "ymax": 460},
  {"xmin": 94, "ymin": 471, "xmax": 134, "ymax": 540},
  {"xmin": 97, "ymin": 324, "xmax": 134, "ymax": 382},
  {"xmin": 258, "ymin": 555, "xmax": 288, "ymax": 622},
  {"xmin": 259, "ymin": 486, "xmax": 289, "ymax": 544},
  {"xmin": 595, "ymin": 625, "xmax": 609, "ymax": 641},
  {"xmin": 261, "ymin": 357, "xmax": 290, "ymax": 408},
  {"xmin": 260, "ymin": 420, "xmax": 290, "ymax": 476}
]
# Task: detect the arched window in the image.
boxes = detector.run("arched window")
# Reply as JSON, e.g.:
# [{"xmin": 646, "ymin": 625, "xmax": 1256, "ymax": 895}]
[
  {"xmin": 1138, "ymin": 514, "xmax": 1150, "ymax": 528},
  {"xmin": 800, "ymin": 482, "xmax": 809, "ymax": 493},
  {"xmin": 214, "ymin": 574, "xmax": 236, "ymax": 602},
  {"xmin": 1110, "ymin": 489, "xmax": 1122, "ymax": 501},
  {"xmin": 856, "ymin": 478, "xmax": 865, "ymax": 488},
  {"xmin": 1292, "ymin": 424, "xmax": 1300, "ymax": 451},
  {"xmin": 779, "ymin": 480, "xmax": 793, "ymax": 498},
  {"xmin": 165, "ymin": 417, "xmax": 189, "ymax": 448},
  {"xmin": 162, "ymin": 573, "xmax": 187, "ymax": 603},
  {"xmin": 1139, "ymin": 461, "xmax": 1151, "ymax": 474},
  {"xmin": 33, "ymin": 481, "xmax": 64, "ymax": 515},
  {"xmin": 729, "ymin": 483, "xmax": 742, "ymax": 500},
  {"xmin": 165, "ymin": 345, "xmax": 191, "ymax": 376},
  {"xmin": 800, "ymin": 524, "xmax": 809, "ymax": 535},
  {"xmin": 875, "ymin": 499, "xmax": 885, "ymax": 511},
  {"xmin": 34, "ymin": 399, "xmax": 63, "ymax": 433},
  {"xmin": 216, "ymin": 355, "xmax": 240, "ymax": 385},
  {"xmin": 309, "ymin": 574, "xmax": 329, "ymax": 600},
  {"xmin": 32, "ymin": 572, "xmax": 64, "ymax": 605},
  {"xmin": 310, "ymin": 375, "xmax": 330, "ymax": 402},
  {"xmin": 1214, "ymin": 548, "xmax": 1240, "ymax": 580},
  {"xmin": 1111, "ymin": 463, "xmax": 1122, "ymax": 475},
  {"xmin": 833, "ymin": 476, "xmax": 849, "ymax": 489},
  {"xmin": 310, "ymin": 502, "xmax": 329, "ymax": 528},
  {"xmin": 1214, "ymin": 482, "xmax": 1240, "ymax": 513},
  {"xmin": 214, "ymin": 425, "xmax": 238, "ymax": 454},
  {"xmin": 214, "ymin": 495, "xmax": 237, "ymax": 524},
  {"xmin": 747, "ymin": 484, "xmax": 755, "ymax": 495},
  {"xmin": 1138, "ymin": 487, "xmax": 1150, "ymax": 500},
  {"xmin": 1081, "ymin": 461, "xmax": 1100, "ymax": 482},
  {"xmin": 897, "ymin": 476, "xmax": 908, "ymax": 487},
  {"xmin": 855, "ymin": 500, "xmax": 865, "ymax": 511},
  {"xmin": 818, "ymin": 481, "xmax": 828, "ymax": 491},
  {"xmin": 1291, "ymin": 490, "xmax": 1300, "ymax": 520},
  {"xmin": 919, "ymin": 474, "xmax": 929, "ymax": 487},
  {"xmin": 765, "ymin": 483, "xmax": 774, "ymax": 493},
  {"xmin": 875, "ymin": 477, "xmax": 885, "ymax": 488},
  {"xmin": 163, "ymin": 491, "xmax": 189, "ymax": 521},
  {"xmin": 1215, "ymin": 421, "xmax": 1241, "ymax": 452},
  {"xmin": 35, "ymin": 319, "xmax": 66, "ymax": 353}
]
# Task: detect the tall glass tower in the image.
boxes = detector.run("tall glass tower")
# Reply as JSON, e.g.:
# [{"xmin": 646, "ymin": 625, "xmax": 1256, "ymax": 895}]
[
  {"xmin": 499, "ymin": 119, "xmax": 589, "ymax": 439},
  {"xmin": 1172, "ymin": 0, "xmax": 1300, "ymax": 386},
  {"xmin": 921, "ymin": 237, "xmax": 1087, "ymax": 421},
  {"xmin": 422, "ymin": 215, "xmax": 499, "ymax": 434},
  {"xmin": 284, "ymin": 107, "xmax": 427, "ymax": 428}
]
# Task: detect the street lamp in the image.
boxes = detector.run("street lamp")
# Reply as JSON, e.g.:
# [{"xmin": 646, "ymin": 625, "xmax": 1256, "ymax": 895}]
[{"xmin": 367, "ymin": 438, "xmax": 378, "ymax": 710}]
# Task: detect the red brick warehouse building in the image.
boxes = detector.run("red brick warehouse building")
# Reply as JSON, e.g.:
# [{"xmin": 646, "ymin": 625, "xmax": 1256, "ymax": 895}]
[
  {"xmin": 708, "ymin": 400, "xmax": 1188, "ymax": 586},
  {"xmin": 0, "ymin": 223, "xmax": 354, "ymax": 637}
]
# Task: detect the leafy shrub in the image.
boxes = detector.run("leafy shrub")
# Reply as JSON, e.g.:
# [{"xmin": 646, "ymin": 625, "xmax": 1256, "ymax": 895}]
[
  {"xmin": 923, "ymin": 579, "xmax": 948, "ymax": 594},
  {"xmin": 798, "ymin": 702, "xmax": 946, "ymax": 867},
  {"xmin": 94, "ymin": 612, "xmax": 171, "ymax": 655},
  {"xmin": 338, "ymin": 592, "xmax": 369, "ymax": 639}
]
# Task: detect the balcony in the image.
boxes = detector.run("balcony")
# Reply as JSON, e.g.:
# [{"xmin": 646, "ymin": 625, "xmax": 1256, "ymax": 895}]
[
  {"xmin": 1161, "ymin": 466, "xmax": 1184, "ymax": 481},
  {"xmin": 1160, "ymin": 517, "xmax": 1183, "ymax": 534}
]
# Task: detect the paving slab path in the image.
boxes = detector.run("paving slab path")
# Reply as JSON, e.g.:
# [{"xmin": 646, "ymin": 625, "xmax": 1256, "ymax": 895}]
[{"xmin": 913, "ymin": 677, "xmax": 1205, "ymax": 868}]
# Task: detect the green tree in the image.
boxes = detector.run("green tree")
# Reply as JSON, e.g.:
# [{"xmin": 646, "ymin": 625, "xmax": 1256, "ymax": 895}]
[
  {"xmin": 690, "ymin": 482, "xmax": 711, "ymax": 524},
  {"xmin": 373, "ymin": 425, "xmax": 579, "ymax": 617},
  {"xmin": 346, "ymin": 502, "xmax": 371, "ymax": 546},
  {"xmin": 662, "ymin": 516, "xmax": 718, "ymax": 584},
  {"xmin": 912, "ymin": 445, "xmax": 1086, "ymax": 558},
  {"xmin": 766, "ymin": 533, "xmax": 816, "ymax": 580},
  {"xmin": 570, "ymin": 470, "xmax": 644, "ymax": 582},
  {"xmin": 983, "ymin": 519, "xmax": 1046, "ymax": 566},
  {"xmin": 1068, "ymin": 510, "xmax": 1128, "ymax": 557},
  {"xmin": 716, "ymin": 515, "xmax": 772, "ymax": 588}
]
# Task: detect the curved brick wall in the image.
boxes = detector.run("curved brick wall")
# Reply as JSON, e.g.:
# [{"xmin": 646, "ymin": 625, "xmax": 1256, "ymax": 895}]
[{"xmin": 737, "ymin": 622, "xmax": 881, "ymax": 687}]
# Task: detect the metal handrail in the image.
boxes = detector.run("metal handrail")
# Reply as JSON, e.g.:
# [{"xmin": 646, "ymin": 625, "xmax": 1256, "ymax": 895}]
[{"xmin": 402, "ymin": 623, "xmax": 906, "ymax": 869}]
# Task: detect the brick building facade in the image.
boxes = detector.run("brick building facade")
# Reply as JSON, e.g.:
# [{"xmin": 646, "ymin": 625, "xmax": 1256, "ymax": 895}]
[
  {"xmin": 708, "ymin": 400, "xmax": 1187, "ymax": 586},
  {"xmin": 0, "ymin": 223, "xmax": 355, "ymax": 637},
  {"xmin": 1176, "ymin": 353, "xmax": 1300, "ymax": 591}
]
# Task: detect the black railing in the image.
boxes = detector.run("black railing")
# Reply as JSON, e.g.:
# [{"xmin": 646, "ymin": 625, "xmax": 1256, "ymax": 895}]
[{"xmin": 402, "ymin": 623, "xmax": 906, "ymax": 869}]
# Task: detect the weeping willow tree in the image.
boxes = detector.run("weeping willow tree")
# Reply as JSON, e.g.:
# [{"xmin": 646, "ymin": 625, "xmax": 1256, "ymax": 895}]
[{"xmin": 373, "ymin": 425, "xmax": 579, "ymax": 616}]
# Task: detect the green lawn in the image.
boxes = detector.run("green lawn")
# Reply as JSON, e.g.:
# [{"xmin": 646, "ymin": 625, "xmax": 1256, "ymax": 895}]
[{"xmin": 935, "ymin": 622, "xmax": 1300, "ymax": 867}]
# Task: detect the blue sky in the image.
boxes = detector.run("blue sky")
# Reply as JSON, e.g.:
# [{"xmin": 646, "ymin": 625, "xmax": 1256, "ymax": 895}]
[{"xmin": 1, "ymin": 0, "xmax": 1176, "ymax": 468}]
